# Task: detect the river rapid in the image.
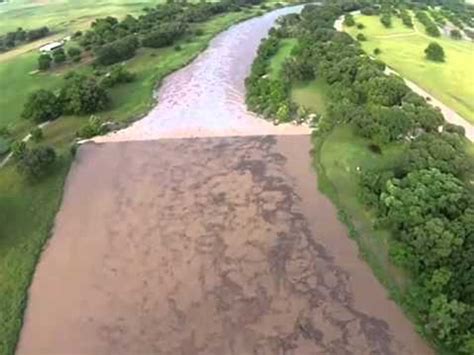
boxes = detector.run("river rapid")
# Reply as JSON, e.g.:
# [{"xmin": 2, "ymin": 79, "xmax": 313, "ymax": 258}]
[{"xmin": 95, "ymin": 6, "xmax": 309, "ymax": 142}]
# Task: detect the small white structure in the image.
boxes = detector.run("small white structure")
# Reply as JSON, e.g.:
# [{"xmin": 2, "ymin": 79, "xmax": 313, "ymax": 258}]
[{"xmin": 39, "ymin": 41, "xmax": 64, "ymax": 53}]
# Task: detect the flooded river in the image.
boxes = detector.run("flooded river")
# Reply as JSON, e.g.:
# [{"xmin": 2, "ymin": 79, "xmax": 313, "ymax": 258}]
[
  {"xmin": 95, "ymin": 6, "xmax": 309, "ymax": 142},
  {"xmin": 19, "ymin": 7, "xmax": 432, "ymax": 355}
]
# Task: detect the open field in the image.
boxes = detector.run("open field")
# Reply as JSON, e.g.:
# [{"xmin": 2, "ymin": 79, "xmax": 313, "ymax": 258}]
[
  {"xmin": 291, "ymin": 79, "xmax": 329, "ymax": 115},
  {"xmin": 0, "ymin": 0, "xmax": 159, "ymax": 34},
  {"xmin": 345, "ymin": 14, "xmax": 474, "ymax": 123}
]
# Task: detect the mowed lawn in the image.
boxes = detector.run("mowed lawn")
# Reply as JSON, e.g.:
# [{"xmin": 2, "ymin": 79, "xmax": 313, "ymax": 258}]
[{"xmin": 345, "ymin": 14, "xmax": 474, "ymax": 123}]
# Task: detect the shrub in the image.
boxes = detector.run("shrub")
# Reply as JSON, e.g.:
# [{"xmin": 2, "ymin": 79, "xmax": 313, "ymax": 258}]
[
  {"xmin": 38, "ymin": 54, "xmax": 52, "ymax": 70},
  {"xmin": 343, "ymin": 14, "xmax": 355, "ymax": 27},
  {"xmin": 76, "ymin": 116, "xmax": 108, "ymax": 139},
  {"xmin": 195, "ymin": 28, "xmax": 204, "ymax": 36},
  {"xmin": 16, "ymin": 146, "xmax": 57, "ymax": 180},
  {"xmin": 67, "ymin": 47, "xmax": 82, "ymax": 61},
  {"xmin": 100, "ymin": 66, "xmax": 135, "ymax": 88},
  {"xmin": 356, "ymin": 33, "xmax": 367, "ymax": 41},
  {"xmin": 11, "ymin": 141, "xmax": 27, "ymax": 161},
  {"xmin": 425, "ymin": 42, "xmax": 445, "ymax": 62},
  {"xmin": 373, "ymin": 47, "xmax": 382, "ymax": 55},
  {"xmin": 30, "ymin": 127, "xmax": 43, "ymax": 142},
  {"xmin": 380, "ymin": 13, "xmax": 392, "ymax": 28},
  {"xmin": 356, "ymin": 23, "xmax": 365, "ymax": 29},
  {"xmin": 22, "ymin": 89, "xmax": 62, "ymax": 123},
  {"xmin": 95, "ymin": 35, "xmax": 139, "ymax": 66},
  {"xmin": 60, "ymin": 73, "xmax": 109, "ymax": 114},
  {"xmin": 52, "ymin": 48, "xmax": 66, "ymax": 64},
  {"xmin": 174, "ymin": 44, "xmax": 182, "ymax": 51},
  {"xmin": 450, "ymin": 29, "xmax": 462, "ymax": 40}
]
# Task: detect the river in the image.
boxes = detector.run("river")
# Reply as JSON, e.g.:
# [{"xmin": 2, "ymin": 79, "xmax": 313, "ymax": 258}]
[{"xmin": 18, "ymin": 7, "xmax": 433, "ymax": 355}]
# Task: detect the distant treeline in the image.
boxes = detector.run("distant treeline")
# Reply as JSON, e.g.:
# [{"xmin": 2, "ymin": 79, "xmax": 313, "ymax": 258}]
[
  {"xmin": 75, "ymin": 0, "xmax": 263, "ymax": 66},
  {"xmin": 0, "ymin": 26, "xmax": 50, "ymax": 52}
]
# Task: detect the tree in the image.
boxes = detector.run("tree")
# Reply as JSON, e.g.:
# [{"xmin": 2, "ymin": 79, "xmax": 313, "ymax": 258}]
[
  {"xmin": 67, "ymin": 47, "xmax": 82, "ymax": 62},
  {"xmin": 425, "ymin": 42, "xmax": 445, "ymax": 62},
  {"xmin": 52, "ymin": 48, "xmax": 66, "ymax": 64},
  {"xmin": 38, "ymin": 54, "xmax": 52, "ymax": 70},
  {"xmin": 356, "ymin": 33, "xmax": 367, "ymax": 41},
  {"xmin": 343, "ymin": 14, "xmax": 355, "ymax": 26},
  {"xmin": 450, "ymin": 29, "xmax": 462, "ymax": 40},
  {"xmin": 380, "ymin": 13, "xmax": 392, "ymax": 28},
  {"xmin": 59, "ymin": 73, "xmax": 109, "ymax": 115},
  {"xmin": 22, "ymin": 89, "xmax": 62, "ymax": 123},
  {"xmin": 94, "ymin": 35, "xmax": 139, "ymax": 66},
  {"xmin": 16, "ymin": 146, "xmax": 57, "ymax": 180},
  {"xmin": 30, "ymin": 127, "xmax": 44, "ymax": 142},
  {"xmin": 373, "ymin": 47, "xmax": 381, "ymax": 55}
]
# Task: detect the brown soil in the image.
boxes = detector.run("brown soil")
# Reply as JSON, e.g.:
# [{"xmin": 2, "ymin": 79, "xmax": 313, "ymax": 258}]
[{"xmin": 18, "ymin": 135, "xmax": 432, "ymax": 355}]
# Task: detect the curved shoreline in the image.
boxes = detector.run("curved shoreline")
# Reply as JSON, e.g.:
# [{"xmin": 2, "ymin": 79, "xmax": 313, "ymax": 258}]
[{"xmin": 335, "ymin": 13, "xmax": 474, "ymax": 142}]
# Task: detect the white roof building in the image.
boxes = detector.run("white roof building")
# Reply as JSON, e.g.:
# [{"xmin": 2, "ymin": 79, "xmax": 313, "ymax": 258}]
[{"xmin": 39, "ymin": 41, "xmax": 64, "ymax": 53}]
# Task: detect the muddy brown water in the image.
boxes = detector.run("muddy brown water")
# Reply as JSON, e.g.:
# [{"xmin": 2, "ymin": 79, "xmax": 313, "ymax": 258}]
[{"xmin": 18, "ymin": 7, "xmax": 432, "ymax": 355}]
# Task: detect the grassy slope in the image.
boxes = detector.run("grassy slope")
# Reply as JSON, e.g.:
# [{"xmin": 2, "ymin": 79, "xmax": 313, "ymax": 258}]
[
  {"xmin": 0, "ymin": 8, "xmax": 268, "ymax": 355},
  {"xmin": 345, "ymin": 14, "xmax": 474, "ymax": 123}
]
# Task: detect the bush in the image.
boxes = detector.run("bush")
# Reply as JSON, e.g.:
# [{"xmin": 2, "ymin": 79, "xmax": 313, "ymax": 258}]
[
  {"xmin": 95, "ymin": 36, "xmax": 139, "ymax": 66},
  {"xmin": 195, "ymin": 28, "xmax": 204, "ymax": 36},
  {"xmin": 380, "ymin": 13, "xmax": 392, "ymax": 28},
  {"xmin": 67, "ymin": 47, "xmax": 82, "ymax": 61},
  {"xmin": 30, "ymin": 127, "xmax": 43, "ymax": 142},
  {"xmin": 60, "ymin": 73, "xmax": 109, "ymax": 115},
  {"xmin": 450, "ymin": 29, "xmax": 462, "ymax": 40},
  {"xmin": 174, "ymin": 44, "xmax": 182, "ymax": 51},
  {"xmin": 373, "ymin": 47, "xmax": 382, "ymax": 55},
  {"xmin": 343, "ymin": 14, "xmax": 355, "ymax": 27},
  {"xmin": 356, "ymin": 33, "xmax": 367, "ymax": 41},
  {"xmin": 38, "ymin": 54, "xmax": 52, "ymax": 70},
  {"xmin": 52, "ymin": 48, "xmax": 66, "ymax": 64},
  {"xmin": 100, "ymin": 66, "xmax": 135, "ymax": 88},
  {"xmin": 16, "ymin": 146, "xmax": 57, "ymax": 180},
  {"xmin": 76, "ymin": 116, "xmax": 108, "ymax": 139},
  {"xmin": 356, "ymin": 23, "xmax": 365, "ymax": 29},
  {"xmin": 425, "ymin": 42, "xmax": 445, "ymax": 62},
  {"xmin": 22, "ymin": 89, "xmax": 62, "ymax": 123}
]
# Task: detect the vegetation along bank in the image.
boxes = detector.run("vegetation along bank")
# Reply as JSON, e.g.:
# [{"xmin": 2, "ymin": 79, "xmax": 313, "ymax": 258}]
[{"xmin": 245, "ymin": 1, "xmax": 474, "ymax": 353}]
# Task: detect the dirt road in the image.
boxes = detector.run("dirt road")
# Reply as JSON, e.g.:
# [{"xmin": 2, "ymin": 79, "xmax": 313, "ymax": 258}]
[{"xmin": 18, "ymin": 135, "xmax": 431, "ymax": 354}]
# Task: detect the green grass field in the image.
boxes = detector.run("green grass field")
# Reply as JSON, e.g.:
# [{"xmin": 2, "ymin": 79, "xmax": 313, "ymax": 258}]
[
  {"xmin": 268, "ymin": 37, "xmax": 296, "ymax": 78},
  {"xmin": 0, "ymin": 7, "xmax": 268, "ymax": 355},
  {"xmin": 345, "ymin": 14, "xmax": 474, "ymax": 123},
  {"xmin": 0, "ymin": 0, "xmax": 161, "ymax": 34},
  {"xmin": 291, "ymin": 79, "xmax": 329, "ymax": 114}
]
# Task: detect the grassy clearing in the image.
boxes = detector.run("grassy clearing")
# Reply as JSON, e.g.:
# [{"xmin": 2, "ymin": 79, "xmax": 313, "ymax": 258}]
[
  {"xmin": 0, "ymin": 0, "xmax": 161, "ymax": 34},
  {"xmin": 315, "ymin": 125, "xmax": 410, "ymax": 293},
  {"xmin": 268, "ymin": 37, "xmax": 296, "ymax": 78},
  {"xmin": 0, "ymin": 7, "xmax": 268, "ymax": 355},
  {"xmin": 290, "ymin": 79, "xmax": 329, "ymax": 115},
  {"xmin": 345, "ymin": 14, "xmax": 474, "ymax": 123}
]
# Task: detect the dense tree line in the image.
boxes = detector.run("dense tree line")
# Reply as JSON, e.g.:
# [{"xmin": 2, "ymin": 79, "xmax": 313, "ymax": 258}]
[
  {"xmin": 0, "ymin": 26, "xmax": 50, "ymax": 52},
  {"xmin": 399, "ymin": 7, "xmax": 413, "ymax": 28},
  {"xmin": 416, "ymin": 10, "xmax": 441, "ymax": 36},
  {"xmin": 246, "ymin": 2, "xmax": 474, "ymax": 352},
  {"xmin": 78, "ymin": 0, "xmax": 262, "ymax": 66}
]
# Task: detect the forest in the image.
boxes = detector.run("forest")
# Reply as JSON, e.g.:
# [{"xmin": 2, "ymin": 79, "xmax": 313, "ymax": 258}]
[{"xmin": 246, "ymin": 1, "xmax": 474, "ymax": 353}]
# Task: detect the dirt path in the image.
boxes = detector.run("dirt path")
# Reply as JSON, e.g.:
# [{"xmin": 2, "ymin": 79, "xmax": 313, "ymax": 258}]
[{"xmin": 18, "ymin": 135, "xmax": 431, "ymax": 354}]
